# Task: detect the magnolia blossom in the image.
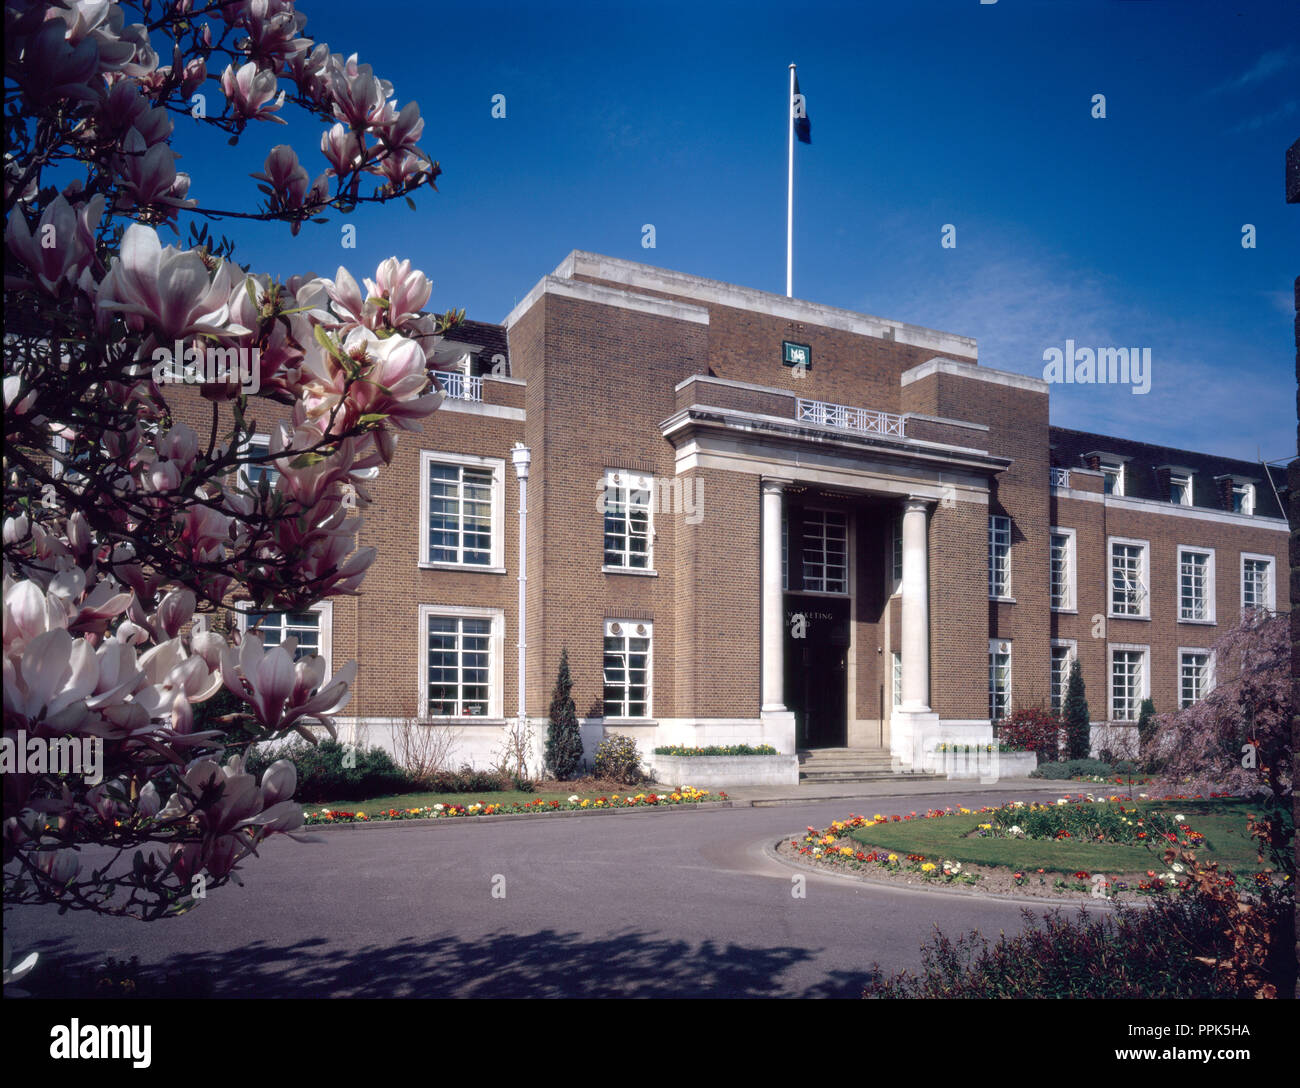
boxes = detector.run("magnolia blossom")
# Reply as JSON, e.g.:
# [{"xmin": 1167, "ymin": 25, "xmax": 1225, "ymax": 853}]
[
  {"xmin": 221, "ymin": 60, "xmax": 286, "ymax": 123},
  {"xmin": 4, "ymin": 194, "xmax": 104, "ymax": 295}
]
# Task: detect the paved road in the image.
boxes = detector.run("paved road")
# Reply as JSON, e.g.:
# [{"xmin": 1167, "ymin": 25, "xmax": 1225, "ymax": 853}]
[{"xmin": 5, "ymin": 790, "xmax": 1098, "ymax": 998}]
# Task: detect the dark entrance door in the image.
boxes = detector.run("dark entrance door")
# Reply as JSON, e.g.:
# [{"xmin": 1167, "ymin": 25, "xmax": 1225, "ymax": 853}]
[{"xmin": 783, "ymin": 596, "xmax": 849, "ymax": 749}]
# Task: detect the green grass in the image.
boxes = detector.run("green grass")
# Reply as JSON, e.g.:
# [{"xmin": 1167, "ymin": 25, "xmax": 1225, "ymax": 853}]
[
  {"xmin": 847, "ymin": 799, "xmax": 1266, "ymax": 874},
  {"xmin": 305, "ymin": 789, "xmax": 585, "ymax": 812}
]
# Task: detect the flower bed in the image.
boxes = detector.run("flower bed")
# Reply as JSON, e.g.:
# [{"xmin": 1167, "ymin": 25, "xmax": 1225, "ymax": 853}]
[
  {"xmin": 653, "ymin": 744, "xmax": 777, "ymax": 756},
  {"xmin": 781, "ymin": 793, "xmax": 1281, "ymax": 901},
  {"xmin": 652, "ymin": 752, "xmax": 798, "ymax": 787},
  {"xmin": 303, "ymin": 787, "xmax": 723, "ymax": 824}
]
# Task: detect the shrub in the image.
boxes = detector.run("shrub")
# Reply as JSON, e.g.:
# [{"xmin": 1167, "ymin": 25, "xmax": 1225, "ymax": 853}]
[
  {"xmin": 245, "ymin": 739, "xmax": 412, "ymax": 803},
  {"xmin": 424, "ymin": 766, "xmax": 508, "ymax": 794},
  {"xmin": 1136, "ymin": 697, "xmax": 1158, "ymax": 768},
  {"xmin": 1032, "ymin": 758, "xmax": 1115, "ymax": 780},
  {"xmin": 544, "ymin": 649, "xmax": 584, "ymax": 780},
  {"xmin": 593, "ymin": 733, "xmax": 646, "ymax": 784},
  {"xmin": 996, "ymin": 708, "xmax": 1060, "ymax": 763},
  {"xmin": 864, "ymin": 894, "xmax": 1263, "ymax": 999},
  {"xmin": 1063, "ymin": 659, "xmax": 1091, "ymax": 760}
]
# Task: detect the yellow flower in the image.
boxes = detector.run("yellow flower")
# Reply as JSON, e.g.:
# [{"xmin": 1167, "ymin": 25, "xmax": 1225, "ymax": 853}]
[
  {"xmin": 839, "ymin": 846, "xmax": 854, "ymax": 856},
  {"xmin": 921, "ymin": 862, "xmax": 937, "ymax": 872},
  {"xmin": 580, "ymin": 799, "xmax": 590, "ymax": 807},
  {"xmin": 887, "ymin": 853, "xmax": 898, "ymax": 862}
]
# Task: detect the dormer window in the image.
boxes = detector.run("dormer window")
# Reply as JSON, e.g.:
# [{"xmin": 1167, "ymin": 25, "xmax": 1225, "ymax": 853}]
[
  {"xmin": 1170, "ymin": 472, "xmax": 1192, "ymax": 506},
  {"xmin": 1100, "ymin": 459, "xmax": 1124, "ymax": 496},
  {"xmin": 1232, "ymin": 483, "xmax": 1255, "ymax": 515}
]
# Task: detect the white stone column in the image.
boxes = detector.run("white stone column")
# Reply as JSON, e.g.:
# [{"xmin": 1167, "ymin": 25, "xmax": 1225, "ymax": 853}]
[
  {"xmin": 761, "ymin": 479, "xmax": 787, "ymax": 711},
  {"xmin": 900, "ymin": 497, "xmax": 932, "ymax": 712}
]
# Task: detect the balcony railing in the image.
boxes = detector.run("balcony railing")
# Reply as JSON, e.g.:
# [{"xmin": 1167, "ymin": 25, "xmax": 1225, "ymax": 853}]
[
  {"xmin": 1050, "ymin": 467, "xmax": 1071, "ymax": 489},
  {"xmin": 797, "ymin": 397, "xmax": 905, "ymax": 438},
  {"xmin": 433, "ymin": 370, "xmax": 483, "ymax": 402}
]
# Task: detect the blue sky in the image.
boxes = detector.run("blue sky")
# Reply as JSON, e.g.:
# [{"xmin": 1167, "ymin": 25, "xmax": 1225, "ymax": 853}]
[{"xmin": 182, "ymin": 0, "xmax": 1300, "ymax": 463}]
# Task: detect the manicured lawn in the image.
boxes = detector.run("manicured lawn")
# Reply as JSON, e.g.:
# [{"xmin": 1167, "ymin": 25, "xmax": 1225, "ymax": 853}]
[
  {"xmin": 847, "ymin": 799, "xmax": 1266, "ymax": 875},
  {"xmin": 305, "ymin": 789, "xmax": 580, "ymax": 812}
]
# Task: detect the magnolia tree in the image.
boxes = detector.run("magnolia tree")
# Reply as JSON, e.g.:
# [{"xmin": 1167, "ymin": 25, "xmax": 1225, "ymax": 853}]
[
  {"xmin": 3, "ymin": 0, "xmax": 459, "ymax": 919},
  {"xmin": 1150, "ymin": 610, "xmax": 1292, "ymax": 874}
]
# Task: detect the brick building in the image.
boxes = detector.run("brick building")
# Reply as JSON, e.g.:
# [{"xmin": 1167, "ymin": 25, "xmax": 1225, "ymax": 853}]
[{"xmin": 265, "ymin": 250, "xmax": 1288, "ymax": 773}]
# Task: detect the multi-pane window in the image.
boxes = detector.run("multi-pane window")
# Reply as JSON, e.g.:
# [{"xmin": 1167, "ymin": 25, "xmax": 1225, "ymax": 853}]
[
  {"xmin": 1109, "ymin": 540, "xmax": 1148, "ymax": 617},
  {"xmin": 802, "ymin": 510, "xmax": 847, "ymax": 594},
  {"xmin": 1179, "ymin": 651, "xmax": 1210, "ymax": 710},
  {"xmin": 1170, "ymin": 473, "xmax": 1192, "ymax": 506},
  {"xmin": 1101, "ymin": 460, "xmax": 1124, "ymax": 496},
  {"xmin": 1110, "ymin": 648, "xmax": 1145, "ymax": 721},
  {"xmin": 891, "ymin": 651, "xmax": 902, "ymax": 708},
  {"xmin": 427, "ymin": 462, "xmax": 493, "ymax": 565},
  {"xmin": 891, "ymin": 516, "xmax": 903, "ymax": 593},
  {"xmin": 1050, "ymin": 644, "xmax": 1074, "ymax": 714},
  {"xmin": 781, "ymin": 514, "xmax": 788, "ymax": 590},
  {"xmin": 988, "ymin": 516, "xmax": 1011, "ymax": 598},
  {"xmin": 1178, "ymin": 548, "xmax": 1213, "ymax": 622},
  {"xmin": 1232, "ymin": 484, "xmax": 1254, "ymax": 515},
  {"xmin": 239, "ymin": 434, "xmax": 278, "ymax": 491},
  {"xmin": 427, "ymin": 615, "xmax": 491, "ymax": 715},
  {"xmin": 1050, "ymin": 530, "xmax": 1075, "ymax": 610},
  {"xmin": 248, "ymin": 610, "xmax": 321, "ymax": 661},
  {"xmin": 603, "ymin": 620, "xmax": 651, "ymax": 718},
  {"xmin": 603, "ymin": 471, "xmax": 652, "ymax": 569},
  {"xmin": 1242, "ymin": 556, "xmax": 1274, "ymax": 612},
  {"xmin": 988, "ymin": 641, "xmax": 1011, "ymax": 722}
]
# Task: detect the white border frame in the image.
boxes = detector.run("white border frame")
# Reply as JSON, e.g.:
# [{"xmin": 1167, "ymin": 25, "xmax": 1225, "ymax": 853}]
[
  {"xmin": 988, "ymin": 637, "xmax": 1012, "ymax": 722},
  {"xmin": 988, "ymin": 514, "xmax": 1012, "ymax": 600},
  {"xmin": 1176, "ymin": 544, "xmax": 1216, "ymax": 625},
  {"xmin": 1176, "ymin": 646, "xmax": 1216, "ymax": 710},
  {"xmin": 237, "ymin": 600, "xmax": 334, "ymax": 675},
  {"xmin": 418, "ymin": 603, "xmax": 505, "ymax": 719},
  {"xmin": 1107, "ymin": 535, "xmax": 1150, "ymax": 620},
  {"xmin": 601, "ymin": 469, "xmax": 656, "ymax": 574},
  {"xmin": 418, "ymin": 449, "xmax": 507, "ymax": 572},
  {"xmin": 1107, "ymin": 643, "xmax": 1150, "ymax": 721},
  {"xmin": 1049, "ymin": 527, "xmax": 1077, "ymax": 613},
  {"xmin": 603, "ymin": 618, "xmax": 654, "ymax": 721},
  {"xmin": 1240, "ymin": 552, "xmax": 1277, "ymax": 613},
  {"xmin": 1050, "ymin": 638, "xmax": 1077, "ymax": 713}
]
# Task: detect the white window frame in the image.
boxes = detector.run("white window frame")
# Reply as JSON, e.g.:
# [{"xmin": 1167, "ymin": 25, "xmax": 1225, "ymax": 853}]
[
  {"xmin": 1240, "ymin": 553, "xmax": 1276, "ymax": 613},
  {"xmin": 417, "ymin": 604, "xmax": 504, "ymax": 719},
  {"xmin": 890, "ymin": 650, "xmax": 902, "ymax": 709},
  {"xmin": 238, "ymin": 601, "xmax": 333, "ymax": 674},
  {"xmin": 602, "ymin": 618, "xmax": 653, "ymax": 720},
  {"xmin": 601, "ymin": 469, "xmax": 654, "ymax": 573},
  {"xmin": 1050, "ymin": 639, "xmax": 1077, "ymax": 715},
  {"xmin": 988, "ymin": 515, "xmax": 1011, "ymax": 599},
  {"xmin": 800, "ymin": 507, "xmax": 849, "ymax": 596},
  {"xmin": 419, "ymin": 449, "xmax": 506, "ymax": 571},
  {"xmin": 988, "ymin": 638, "xmax": 1012, "ymax": 722},
  {"xmin": 1108, "ymin": 644, "xmax": 1150, "ymax": 722},
  {"xmin": 1049, "ymin": 527, "xmax": 1077, "ymax": 612},
  {"xmin": 1108, "ymin": 536, "xmax": 1150, "ymax": 619},
  {"xmin": 1232, "ymin": 483, "xmax": 1255, "ymax": 515},
  {"xmin": 889, "ymin": 515, "xmax": 903, "ymax": 597},
  {"xmin": 236, "ymin": 432, "xmax": 279, "ymax": 492},
  {"xmin": 1177, "ymin": 647, "xmax": 1215, "ymax": 710},
  {"xmin": 1176, "ymin": 545, "xmax": 1215, "ymax": 624},
  {"xmin": 1169, "ymin": 472, "xmax": 1193, "ymax": 507},
  {"xmin": 782, "ymin": 512, "xmax": 788, "ymax": 591},
  {"xmin": 1100, "ymin": 458, "xmax": 1125, "ymax": 497}
]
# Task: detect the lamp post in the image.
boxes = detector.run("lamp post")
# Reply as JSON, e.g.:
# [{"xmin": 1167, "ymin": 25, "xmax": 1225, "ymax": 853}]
[{"xmin": 510, "ymin": 444, "xmax": 531, "ymax": 734}]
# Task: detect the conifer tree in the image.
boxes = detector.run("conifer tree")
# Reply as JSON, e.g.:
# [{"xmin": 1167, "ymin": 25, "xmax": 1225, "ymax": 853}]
[{"xmin": 545, "ymin": 649, "xmax": 584, "ymax": 779}]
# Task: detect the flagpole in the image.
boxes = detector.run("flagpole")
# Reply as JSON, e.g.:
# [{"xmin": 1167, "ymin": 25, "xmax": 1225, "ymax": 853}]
[{"xmin": 786, "ymin": 63, "xmax": 795, "ymax": 298}]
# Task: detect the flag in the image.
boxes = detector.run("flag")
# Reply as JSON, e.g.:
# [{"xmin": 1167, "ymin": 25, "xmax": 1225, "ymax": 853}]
[{"xmin": 792, "ymin": 73, "xmax": 811, "ymax": 144}]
